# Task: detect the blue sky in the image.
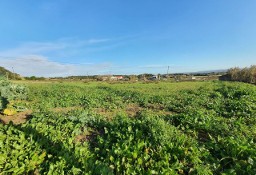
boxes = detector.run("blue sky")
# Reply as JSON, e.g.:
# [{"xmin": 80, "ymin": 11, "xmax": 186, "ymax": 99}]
[{"xmin": 0, "ymin": 0, "xmax": 255, "ymax": 77}]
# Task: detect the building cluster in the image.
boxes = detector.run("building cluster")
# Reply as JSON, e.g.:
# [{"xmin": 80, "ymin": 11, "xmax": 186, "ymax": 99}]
[{"xmin": 99, "ymin": 75, "xmax": 124, "ymax": 81}]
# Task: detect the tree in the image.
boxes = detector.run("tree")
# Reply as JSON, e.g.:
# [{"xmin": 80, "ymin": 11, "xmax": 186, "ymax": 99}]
[{"xmin": 227, "ymin": 67, "xmax": 240, "ymax": 81}]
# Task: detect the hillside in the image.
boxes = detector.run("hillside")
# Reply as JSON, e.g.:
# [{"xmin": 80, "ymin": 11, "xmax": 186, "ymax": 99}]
[{"xmin": 0, "ymin": 66, "xmax": 22, "ymax": 80}]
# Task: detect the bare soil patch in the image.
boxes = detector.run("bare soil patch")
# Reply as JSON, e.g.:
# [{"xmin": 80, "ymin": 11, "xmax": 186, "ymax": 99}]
[
  {"xmin": 146, "ymin": 103, "xmax": 166, "ymax": 110},
  {"xmin": 125, "ymin": 104, "xmax": 142, "ymax": 116},
  {"xmin": 92, "ymin": 104, "xmax": 142, "ymax": 118},
  {"xmin": 0, "ymin": 110, "xmax": 33, "ymax": 125}
]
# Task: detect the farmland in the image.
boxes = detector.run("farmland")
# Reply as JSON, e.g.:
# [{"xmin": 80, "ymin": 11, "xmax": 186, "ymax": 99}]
[{"xmin": 0, "ymin": 80, "xmax": 256, "ymax": 174}]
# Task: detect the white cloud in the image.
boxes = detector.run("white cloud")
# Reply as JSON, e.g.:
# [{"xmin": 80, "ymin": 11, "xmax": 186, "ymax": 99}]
[
  {"xmin": 0, "ymin": 38, "xmax": 117, "ymax": 76},
  {"xmin": 0, "ymin": 55, "xmax": 112, "ymax": 77},
  {"xmin": 87, "ymin": 38, "xmax": 110, "ymax": 44},
  {"xmin": 0, "ymin": 38, "xmax": 111, "ymax": 57}
]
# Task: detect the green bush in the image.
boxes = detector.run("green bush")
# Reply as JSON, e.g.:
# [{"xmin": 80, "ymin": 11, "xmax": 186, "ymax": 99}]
[{"xmin": 0, "ymin": 77, "xmax": 28, "ymax": 112}]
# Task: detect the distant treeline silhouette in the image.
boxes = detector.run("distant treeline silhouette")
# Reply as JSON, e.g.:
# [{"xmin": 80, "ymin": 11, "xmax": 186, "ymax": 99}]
[{"xmin": 223, "ymin": 65, "xmax": 256, "ymax": 84}]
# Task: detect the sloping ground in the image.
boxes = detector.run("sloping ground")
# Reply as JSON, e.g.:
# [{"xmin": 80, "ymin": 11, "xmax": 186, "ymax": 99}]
[{"xmin": 0, "ymin": 66, "xmax": 22, "ymax": 80}]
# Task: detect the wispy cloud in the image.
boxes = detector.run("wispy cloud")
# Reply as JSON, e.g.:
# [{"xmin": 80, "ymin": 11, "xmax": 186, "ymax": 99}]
[
  {"xmin": 87, "ymin": 38, "xmax": 110, "ymax": 44},
  {"xmin": 0, "ymin": 36, "xmax": 177, "ymax": 76},
  {"xmin": 0, "ymin": 37, "xmax": 111, "ymax": 57},
  {"xmin": 0, "ymin": 36, "xmax": 139, "ymax": 76},
  {"xmin": 0, "ymin": 55, "xmax": 113, "ymax": 77}
]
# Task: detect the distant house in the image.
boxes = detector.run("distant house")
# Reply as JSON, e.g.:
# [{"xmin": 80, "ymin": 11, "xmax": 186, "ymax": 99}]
[
  {"xmin": 149, "ymin": 75, "xmax": 160, "ymax": 80},
  {"xmin": 97, "ymin": 75, "xmax": 124, "ymax": 81},
  {"xmin": 116, "ymin": 76, "xmax": 123, "ymax": 80},
  {"xmin": 102, "ymin": 76, "xmax": 109, "ymax": 81},
  {"xmin": 96, "ymin": 76, "xmax": 109, "ymax": 81},
  {"xmin": 191, "ymin": 76, "xmax": 196, "ymax": 80},
  {"xmin": 110, "ymin": 76, "xmax": 118, "ymax": 81},
  {"xmin": 110, "ymin": 76, "xmax": 123, "ymax": 81}
]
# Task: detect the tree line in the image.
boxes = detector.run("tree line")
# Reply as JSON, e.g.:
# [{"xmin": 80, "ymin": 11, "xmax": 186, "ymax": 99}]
[{"xmin": 226, "ymin": 65, "xmax": 256, "ymax": 84}]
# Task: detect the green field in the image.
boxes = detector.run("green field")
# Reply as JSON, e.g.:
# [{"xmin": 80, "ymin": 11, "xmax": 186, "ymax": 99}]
[{"xmin": 1, "ymin": 81, "xmax": 256, "ymax": 174}]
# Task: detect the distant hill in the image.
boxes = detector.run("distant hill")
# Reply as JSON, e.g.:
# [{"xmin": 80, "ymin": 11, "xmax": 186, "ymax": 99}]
[
  {"xmin": 0, "ymin": 66, "xmax": 22, "ymax": 80},
  {"xmin": 193, "ymin": 69, "xmax": 228, "ymax": 74}
]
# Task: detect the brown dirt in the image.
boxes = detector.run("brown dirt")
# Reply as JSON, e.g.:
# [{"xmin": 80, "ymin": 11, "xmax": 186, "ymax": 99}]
[
  {"xmin": 0, "ymin": 110, "xmax": 33, "ymax": 125},
  {"xmin": 92, "ymin": 104, "xmax": 142, "ymax": 118},
  {"xmin": 0, "ymin": 103, "xmax": 172, "ymax": 125},
  {"xmin": 75, "ymin": 134, "xmax": 88, "ymax": 143},
  {"xmin": 146, "ymin": 103, "xmax": 165, "ymax": 110},
  {"xmin": 93, "ymin": 108, "xmax": 116, "ymax": 119},
  {"xmin": 75, "ymin": 129, "xmax": 103, "ymax": 145},
  {"xmin": 125, "ymin": 104, "xmax": 142, "ymax": 116},
  {"xmin": 0, "ymin": 106, "xmax": 83, "ymax": 125}
]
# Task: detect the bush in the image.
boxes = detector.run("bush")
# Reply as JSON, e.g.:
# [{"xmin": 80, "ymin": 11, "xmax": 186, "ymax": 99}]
[
  {"xmin": 227, "ymin": 65, "xmax": 256, "ymax": 84},
  {"xmin": 0, "ymin": 77, "xmax": 28, "ymax": 113}
]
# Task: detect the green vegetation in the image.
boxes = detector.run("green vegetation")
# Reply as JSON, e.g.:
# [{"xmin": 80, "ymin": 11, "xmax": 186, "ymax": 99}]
[
  {"xmin": 0, "ymin": 80, "xmax": 256, "ymax": 174},
  {"xmin": 0, "ymin": 78, "xmax": 28, "ymax": 115},
  {"xmin": 0, "ymin": 67, "xmax": 22, "ymax": 80},
  {"xmin": 24, "ymin": 76, "xmax": 46, "ymax": 81}
]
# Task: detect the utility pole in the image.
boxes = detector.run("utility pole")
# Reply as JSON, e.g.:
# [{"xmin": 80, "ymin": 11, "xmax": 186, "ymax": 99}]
[
  {"xmin": 12, "ymin": 67, "xmax": 15, "ymax": 80},
  {"xmin": 6, "ymin": 72, "xmax": 8, "ymax": 80},
  {"xmin": 166, "ymin": 66, "xmax": 170, "ymax": 79}
]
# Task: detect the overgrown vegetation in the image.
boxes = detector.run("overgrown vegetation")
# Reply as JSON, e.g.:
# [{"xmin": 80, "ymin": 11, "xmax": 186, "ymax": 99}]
[
  {"xmin": 226, "ymin": 65, "xmax": 256, "ymax": 84},
  {"xmin": 0, "ymin": 66, "xmax": 22, "ymax": 80},
  {"xmin": 0, "ymin": 77, "xmax": 28, "ymax": 115},
  {"xmin": 0, "ymin": 81, "xmax": 256, "ymax": 174}
]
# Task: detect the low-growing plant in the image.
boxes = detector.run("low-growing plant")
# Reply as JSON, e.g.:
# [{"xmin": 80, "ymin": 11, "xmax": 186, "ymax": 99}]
[{"xmin": 0, "ymin": 78, "xmax": 28, "ymax": 114}]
